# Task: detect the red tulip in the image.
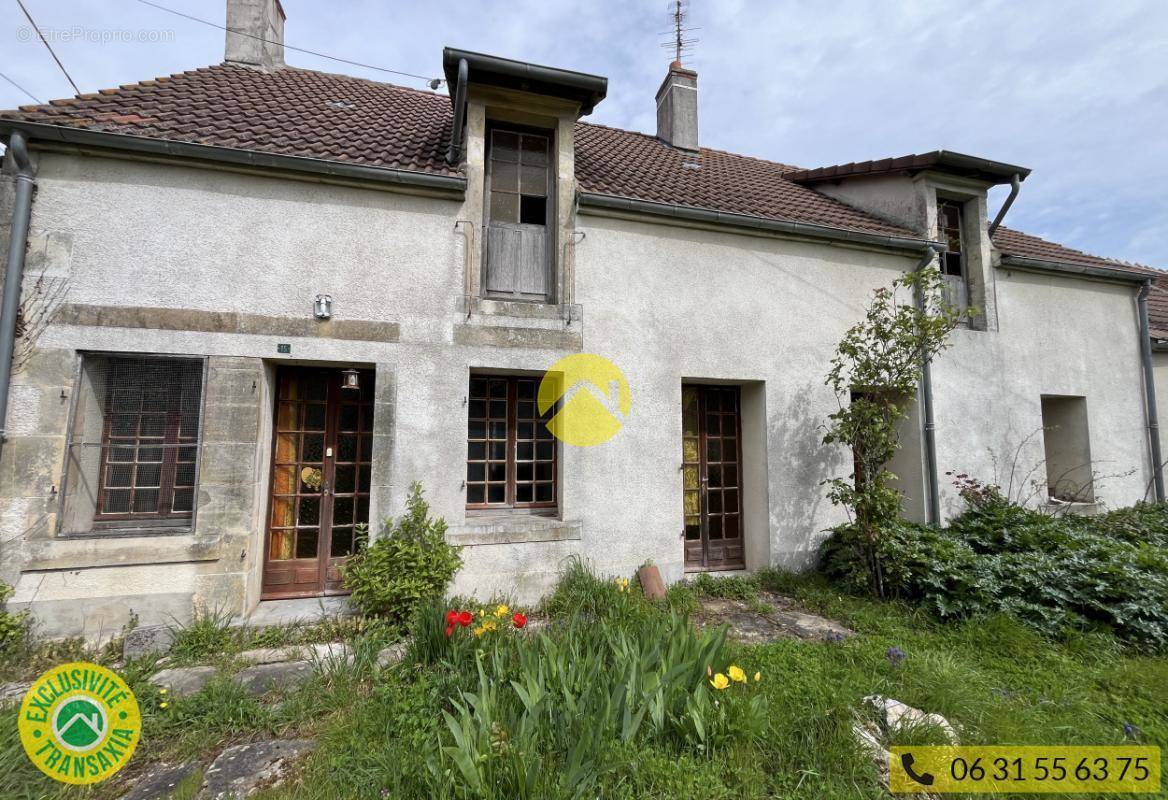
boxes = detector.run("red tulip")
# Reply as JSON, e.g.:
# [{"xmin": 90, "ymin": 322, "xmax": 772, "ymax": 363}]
[
  {"xmin": 512, "ymin": 612, "xmax": 527, "ymax": 629},
  {"xmin": 445, "ymin": 610, "xmax": 459, "ymax": 625},
  {"xmin": 444, "ymin": 625, "xmax": 454, "ymax": 637},
  {"xmin": 457, "ymin": 610, "xmax": 473, "ymax": 627}
]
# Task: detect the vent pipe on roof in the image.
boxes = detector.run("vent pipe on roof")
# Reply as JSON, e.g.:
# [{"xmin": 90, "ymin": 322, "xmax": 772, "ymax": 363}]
[
  {"xmin": 225, "ymin": 0, "xmax": 286, "ymax": 70},
  {"xmin": 655, "ymin": 62, "xmax": 699, "ymax": 151}
]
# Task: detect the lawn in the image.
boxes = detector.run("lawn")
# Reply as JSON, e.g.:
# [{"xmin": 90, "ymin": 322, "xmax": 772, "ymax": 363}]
[{"xmin": 1, "ymin": 565, "xmax": 1163, "ymax": 800}]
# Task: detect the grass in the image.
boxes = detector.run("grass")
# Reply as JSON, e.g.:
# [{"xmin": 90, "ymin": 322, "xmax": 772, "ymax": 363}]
[{"xmin": 1, "ymin": 567, "xmax": 1165, "ymax": 799}]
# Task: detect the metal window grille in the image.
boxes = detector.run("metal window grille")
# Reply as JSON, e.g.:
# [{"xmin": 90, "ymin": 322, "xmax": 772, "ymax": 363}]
[{"xmin": 63, "ymin": 355, "xmax": 206, "ymax": 531}]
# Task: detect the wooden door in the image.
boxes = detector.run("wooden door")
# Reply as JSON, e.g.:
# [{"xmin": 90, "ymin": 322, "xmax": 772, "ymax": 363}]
[
  {"xmin": 262, "ymin": 367, "xmax": 374, "ymax": 598},
  {"xmin": 682, "ymin": 385, "xmax": 745, "ymax": 571}
]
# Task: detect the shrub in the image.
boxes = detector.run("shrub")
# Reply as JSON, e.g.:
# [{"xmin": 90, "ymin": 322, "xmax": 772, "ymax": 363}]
[
  {"xmin": 0, "ymin": 582, "xmax": 30, "ymax": 653},
  {"xmin": 343, "ymin": 482, "xmax": 461, "ymax": 622},
  {"xmin": 820, "ymin": 499, "xmax": 1168, "ymax": 651}
]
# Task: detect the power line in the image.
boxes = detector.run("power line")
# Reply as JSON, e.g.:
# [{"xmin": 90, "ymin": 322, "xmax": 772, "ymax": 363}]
[
  {"xmin": 134, "ymin": 0, "xmax": 445, "ymax": 88},
  {"xmin": 15, "ymin": 0, "xmax": 81, "ymax": 95},
  {"xmin": 0, "ymin": 70, "xmax": 43, "ymax": 105}
]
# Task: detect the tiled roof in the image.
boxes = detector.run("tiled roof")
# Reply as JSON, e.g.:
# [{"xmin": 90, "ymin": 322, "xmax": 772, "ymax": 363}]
[
  {"xmin": 3, "ymin": 64, "xmax": 458, "ymax": 176},
  {"xmin": 574, "ymin": 123, "xmax": 915, "ymax": 237},
  {"xmin": 991, "ymin": 226, "xmax": 1143, "ymax": 272},
  {"xmin": 4, "ymin": 62, "xmax": 1164, "ymax": 326},
  {"xmin": 1, "ymin": 62, "xmax": 915, "ymax": 239}
]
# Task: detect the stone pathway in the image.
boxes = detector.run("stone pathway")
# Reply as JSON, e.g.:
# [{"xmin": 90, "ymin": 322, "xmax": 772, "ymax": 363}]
[
  {"xmin": 120, "ymin": 761, "xmax": 200, "ymax": 800},
  {"xmin": 692, "ymin": 591, "xmax": 854, "ymax": 643},
  {"xmin": 201, "ymin": 739, "xmax": 317, "ymax": 799}
]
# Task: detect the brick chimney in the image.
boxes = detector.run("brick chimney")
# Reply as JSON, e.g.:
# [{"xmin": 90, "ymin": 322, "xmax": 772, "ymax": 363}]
[
  {"xmin": 225, "ymin": 0, "xmax": 285, "ymax": 70},
  {"xmin": 655, "ymin": 61, "xmax": 698, "ymax": 151}
]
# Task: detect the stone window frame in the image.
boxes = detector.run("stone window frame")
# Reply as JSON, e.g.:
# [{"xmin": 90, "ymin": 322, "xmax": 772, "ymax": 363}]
[
  {"xmin": 931, "ymin": 185, "xmax": 993, "ymax": 332},
  {"xmin": 459, "ymin": 91, "xmax": 581, "ymax": 323},
  {"xmin": 56, "ymin": 352, "xmax": 210, "ymax": 538}
]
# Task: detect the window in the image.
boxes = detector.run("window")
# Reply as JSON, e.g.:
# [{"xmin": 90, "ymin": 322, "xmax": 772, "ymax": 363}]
[
  {"xmin": 483, "ymin": 128, "xmax": 552, "ymax": 302},
  {"xmin": 1040, "ymin": 395, "xmax": 1094, "ymax": 503},
  {"xmin": 937, "ymin": 199, "xmax": 969, "ymax": 311},
  {"xmin": 466, "ymin": 375, "xmax": 556, "ymax": 510},
  {"xmin": 62, "ymin": 355, "xmax": 205, "ymax": 531}
]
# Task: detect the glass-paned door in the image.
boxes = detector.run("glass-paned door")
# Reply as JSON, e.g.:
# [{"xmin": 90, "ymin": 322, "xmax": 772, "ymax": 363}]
[
  {"xmin": 262, "ymin": 367, "xmax": 374, "ymax": 598},
  {"xmin": 682, "ymin": 385, "xmax": 745, "ymax": 571}
]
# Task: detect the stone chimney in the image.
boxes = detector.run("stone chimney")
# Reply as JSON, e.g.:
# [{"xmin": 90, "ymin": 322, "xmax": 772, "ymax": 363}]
[
  {"xmin": 225, "ymin": 0, "xmax": 285, "ymax": 70},
  {"xmin": 655, "ymin": 61, "xmax": 698, "ymax": 151}
]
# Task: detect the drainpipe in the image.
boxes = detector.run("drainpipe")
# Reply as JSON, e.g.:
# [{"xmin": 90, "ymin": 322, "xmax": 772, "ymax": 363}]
[
  {"xmin": 0, "ymin": 129, "xmax": 35, "ymax": 449},
  {"xmin": 915, "ymin": 242, "xmax": 947, "ymax": 526},
  {"xmin": 1138, "ymin": 279, "xmax": 1165, "ymax": 501},
  {"xmin": 987, "ymin": 173, "xmax": 1022, "ymax": 237},
  {"xmin": 445, "ymin": 58, "xmax": 468, "ymax": 165}
]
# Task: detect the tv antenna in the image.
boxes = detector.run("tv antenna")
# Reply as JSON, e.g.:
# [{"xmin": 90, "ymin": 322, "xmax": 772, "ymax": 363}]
[{"xmin": 660, "ymin": 0, "xmax": 700, "ymax": 66}]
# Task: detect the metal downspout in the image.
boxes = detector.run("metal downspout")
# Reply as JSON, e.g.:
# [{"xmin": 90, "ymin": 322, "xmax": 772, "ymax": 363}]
[
  {"xmin": 1138, "ymin": 279, "xmax": 1165, "ymax": 501},
  {"xmin": 0, "ymin": 129, "xmax": 35, "ymax": 449},
  {"xmin": 987, "ymin": 173, "xmax": 1022, "ymax": 237},
  {"xmin": 915, "ymin": 243, "xmax": 946, "ymax": 526},
  {"xmin": 445, "ymin": 58, "xmax": 468, "ymax": 165}
]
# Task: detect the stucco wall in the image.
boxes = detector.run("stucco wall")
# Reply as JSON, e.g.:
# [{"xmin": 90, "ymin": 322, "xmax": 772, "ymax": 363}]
[{"xmin": 0, "ymin": 150, "xmax": 1155, "ymax": 638}]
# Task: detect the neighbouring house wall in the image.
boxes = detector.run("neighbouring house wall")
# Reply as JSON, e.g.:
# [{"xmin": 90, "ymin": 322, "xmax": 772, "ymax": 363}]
[{"xmin": 0, "ymin": 150, "xmax": 1155, "ymax": 639}]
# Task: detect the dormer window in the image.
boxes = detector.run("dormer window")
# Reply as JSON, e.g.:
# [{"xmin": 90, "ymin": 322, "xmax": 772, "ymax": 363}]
[
  {"xmin": 937, "ymin": 199, "xmax": 969, "ymax": 312},
  {"xmin": 484, "ymin": 127, "xmax": 552, "ymax": 302}
]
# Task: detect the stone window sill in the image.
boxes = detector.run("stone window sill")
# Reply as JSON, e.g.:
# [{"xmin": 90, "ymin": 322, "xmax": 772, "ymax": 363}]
[
  {"xmin": 460, "ymin": 296, "xmax": 581, "ymax": 326},
  {"xmin": 25, "ymin": 532, "xmax": 218, "ymax": 571},
  {"xmin": 447, "ymin": 514, "xmax": 581, "ymax": 546}
]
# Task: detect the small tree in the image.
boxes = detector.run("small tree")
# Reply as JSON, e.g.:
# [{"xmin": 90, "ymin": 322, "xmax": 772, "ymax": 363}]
[{"xmin": 822, "ymin": 265, "xmax": 965, "ymax": 596}]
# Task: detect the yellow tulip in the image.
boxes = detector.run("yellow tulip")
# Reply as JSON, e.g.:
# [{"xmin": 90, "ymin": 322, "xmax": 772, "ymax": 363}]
[
  {"xmin": 709, "ymin": 673, "xmax": 730, "ymax": 690},
  {"xmin": 495, "ymin": 604, "xmax": 509, "ymax": 618},
  {"xmin": 728, "ymin": 665, "xmax": 746, "ymax": 683},
  {"xmin": 754, "ymin": 671, "xmax": 761, "ymax": 682},
  {"xmin": 159, "ymin": 702, "xmax": 169, "ymax": 709},
  {"xmin": 483, "ymin": 620, "xmax": 497, "ymax": 632},
  {"xmin": 473, "ymin": 626, "xmax": 485, "ymax": 637}
]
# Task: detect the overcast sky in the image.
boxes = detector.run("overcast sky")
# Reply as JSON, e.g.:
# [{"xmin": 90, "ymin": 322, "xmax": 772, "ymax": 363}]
[{"xmin": 4, "ymin": 0, "xmax": 1166, "ymax": 266}]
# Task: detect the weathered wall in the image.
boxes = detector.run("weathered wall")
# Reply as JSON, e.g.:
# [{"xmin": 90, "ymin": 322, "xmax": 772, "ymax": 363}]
[{"xmin": 0, "ymin": 149, "xmax": 1154, "ymax": 639}]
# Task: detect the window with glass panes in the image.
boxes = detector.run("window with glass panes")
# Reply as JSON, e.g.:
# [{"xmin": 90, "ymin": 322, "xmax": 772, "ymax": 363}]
[
  {"xmin": 466, "ymin": 376, "xmax": 556, "ymax": 509},
  {"xmin": 94, "ymin": 357, "xmax": 203, "ymax": 522}
]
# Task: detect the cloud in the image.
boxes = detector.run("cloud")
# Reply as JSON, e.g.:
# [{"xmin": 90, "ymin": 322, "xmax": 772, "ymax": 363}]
[{"xmin": 3, "ymin": 0, "xmax": 1165, "ymax": 264}]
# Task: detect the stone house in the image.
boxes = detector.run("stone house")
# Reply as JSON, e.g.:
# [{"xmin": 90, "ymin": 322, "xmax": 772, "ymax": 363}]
[{"xmin": 1, "ymin": 0, "xmax": 1164, "ymax": 638}]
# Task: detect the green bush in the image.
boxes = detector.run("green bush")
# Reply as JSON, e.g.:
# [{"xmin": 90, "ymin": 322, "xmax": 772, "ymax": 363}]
[
  {"xmin": 0, "ymin": 582, "xmax": 30, "ymax": 653},
  {"xmin": 343, "ymin": 482, "xmax": 462, "ymax": 622},
  {"xmin": 820, "ymin": 500, "xmax": 1168, "ymax": 651}
]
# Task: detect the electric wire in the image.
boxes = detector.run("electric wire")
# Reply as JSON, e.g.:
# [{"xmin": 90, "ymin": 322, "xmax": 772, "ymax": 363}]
[
  {"xmin": 15, "ymin": 0, "xmax": 81, "ymax": 95},
  {"xmin": 0, "ymin": 70, "xmax": 42, "ymax": 104},
  {"xmin": 134, "ymin": 0, "xmax": 445, "ymax": 88}
]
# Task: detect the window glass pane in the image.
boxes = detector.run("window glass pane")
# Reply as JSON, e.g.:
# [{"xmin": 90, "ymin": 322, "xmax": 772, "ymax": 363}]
[
  {"xmin": 492, "ymin": 160, "xmax": 518, "ymax": 193},
  {"xmin": 490, "ymin": 191, "xmax": 518, "ymax": 223},
  {"xmin": 520, "ymin": 164, "xmax": 546, "ymax": 196},
  {"xmin": 491, "ymin": 131, "xmax": 519, "ymax": 162},
  {"xmin": 467, "ymin": 484, "xmax": 485, "ymax": 504},
  {"xmin": 521, "ymin": 134, "xmax": 548, "ymax": 165},
  {"xmin": 295, "ymin": 529, "xmax": 318, "ymax": 559}
]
